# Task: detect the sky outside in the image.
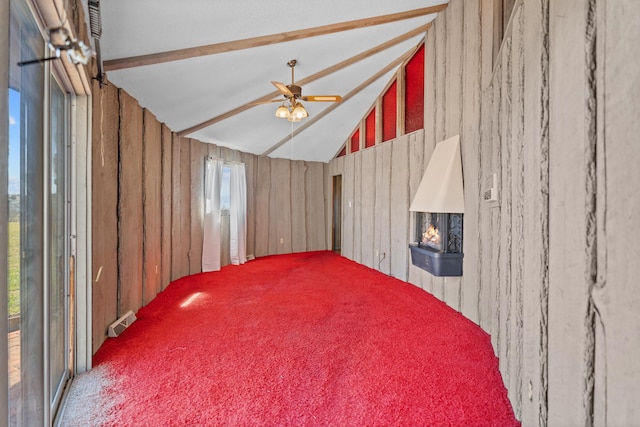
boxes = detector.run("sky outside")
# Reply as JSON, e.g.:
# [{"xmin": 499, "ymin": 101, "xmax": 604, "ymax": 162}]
[{"xmin": 8, "ymin": 88, "xmax": 20, "ymax": 195}]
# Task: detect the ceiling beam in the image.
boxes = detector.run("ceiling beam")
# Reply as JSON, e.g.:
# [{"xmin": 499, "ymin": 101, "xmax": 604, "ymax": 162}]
[
  {"xmin": 177, "ymin": 23, "xmax": 432, "ymax": 137},
  {"xmin": 103, "ymin": 4, "xmax": 447, "ymax": 71},
  {"xmin": 262, "ymin": 46, "xmax": 419, "ymax": 157},
  {"xmin": 178, "ymin": 93, "xmax": 283, "ymax": 137}
]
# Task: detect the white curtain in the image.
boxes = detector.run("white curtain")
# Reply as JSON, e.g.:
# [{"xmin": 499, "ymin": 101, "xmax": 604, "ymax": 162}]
[
  {"xmin": 229, "ymin": 163, "xmax": 247, "ymax": 265},
  {"xmin": 202, "ymin": 158, "xmax": 223, "ymax": 272}
]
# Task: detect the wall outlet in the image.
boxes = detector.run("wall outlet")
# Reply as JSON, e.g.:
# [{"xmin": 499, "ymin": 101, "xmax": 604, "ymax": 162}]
[
  {"xmin": 280, "ymin": 237, "xmax": 284, "ymax": 244},
  {"xmin": 483, "ymin": 173, "xmax": 498, "ymax": 202}
]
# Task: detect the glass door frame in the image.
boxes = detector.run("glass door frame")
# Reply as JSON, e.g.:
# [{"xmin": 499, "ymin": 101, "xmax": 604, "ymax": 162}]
[
  {"xmin": 3, "ymin": 1, "xmax": 79, "ymax": 422},
  {"xmin": 1, "ymin": 0, "xmax": 11, "ymax": 422},
  {"xmin": 46, "ymin": 66, "xmax": 72, "ymax": 417},
  {"xmin": 3, "ymin": 0, "xmax": 94, "ymax": 423}
]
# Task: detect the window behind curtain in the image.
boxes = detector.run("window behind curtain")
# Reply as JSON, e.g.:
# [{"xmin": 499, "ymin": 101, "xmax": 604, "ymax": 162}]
[{"xmin": 221, "ymin": 166, "xmax": 231, "ymax": 210}]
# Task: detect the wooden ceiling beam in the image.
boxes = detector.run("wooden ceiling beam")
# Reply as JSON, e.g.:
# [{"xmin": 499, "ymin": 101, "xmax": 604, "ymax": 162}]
[
  {"xmin": 262, "ymin": 47, "xmax": 418, "ymax": 157},
  {"xmin": 104, "ymin": 4, "xmax": 446, "ymax": 71},
  {"xmin": 177, "ymin": 23, "xmax": 432, "ymax": 137}
]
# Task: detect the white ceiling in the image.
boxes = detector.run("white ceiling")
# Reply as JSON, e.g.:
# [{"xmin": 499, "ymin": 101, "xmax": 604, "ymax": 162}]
[{"xmin": 93, "ymin": 0, "xmax": 447, "ymax": 162}]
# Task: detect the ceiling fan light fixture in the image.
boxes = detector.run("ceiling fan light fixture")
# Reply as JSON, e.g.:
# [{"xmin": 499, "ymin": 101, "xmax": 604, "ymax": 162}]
[
  {"xmin": 269, "ymin": 59, "xmax": 341, "ymax": 122},
  {"xmin": 291, "ymin": 102, "xmax": 308, "ymax": 119},
  {"xmin": 275, "ymin": 104, "xmax": 291, "ymax": 119}
]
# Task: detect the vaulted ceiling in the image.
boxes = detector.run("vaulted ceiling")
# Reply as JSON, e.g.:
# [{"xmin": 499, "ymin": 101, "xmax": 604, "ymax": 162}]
[{"xmin": 94, "ymin": 1, "xmax": 448, "ymax": 162}]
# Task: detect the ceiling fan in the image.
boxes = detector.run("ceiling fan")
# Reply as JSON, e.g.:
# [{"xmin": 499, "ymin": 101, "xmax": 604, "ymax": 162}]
[{"xmin": 267, "ymin": 59, "xmax": 342, "ymax": 122}]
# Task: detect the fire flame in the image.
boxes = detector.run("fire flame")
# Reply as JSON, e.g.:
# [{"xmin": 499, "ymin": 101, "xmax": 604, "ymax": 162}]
[{"xmin": 422, "ymin": 225, "xmax": 440, "ymax": 246}]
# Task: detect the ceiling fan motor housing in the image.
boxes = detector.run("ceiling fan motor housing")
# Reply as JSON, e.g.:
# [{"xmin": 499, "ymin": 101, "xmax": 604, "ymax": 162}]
[{"xmin": 286, "ymin": 84, "xmax": 302, "ymax": 98}]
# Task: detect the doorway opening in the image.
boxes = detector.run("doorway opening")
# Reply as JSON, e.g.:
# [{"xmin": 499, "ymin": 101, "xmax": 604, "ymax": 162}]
[{"xmin": 332, "ymin": 175, "xmax": 342, "ymax": 253}]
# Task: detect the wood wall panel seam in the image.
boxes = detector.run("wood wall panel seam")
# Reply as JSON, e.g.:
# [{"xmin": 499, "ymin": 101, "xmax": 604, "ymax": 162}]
[
  {"xmin": 141, "ymin": 109, "xmax": 148, "ymax": 306},
  {"xmin": 510, "ymin": 7, "xmax": 526, "ymax": 416},
  {"xmin": 116, "ymin": 88, "xmax": 123, "ymax": 319},
  {"xmin": 491, "ymin": 60, "xmax": 502, "ymax": 359},
  {"xmin": 538, "ymin": 0, "xmax": 550, "ymax": 423},
  {"xmin": 583, "ymin": 0, "xmax": 599, "ymax": 422},
  {"xmin": 500, "ymin": 34, "xmax": 513, "ymax": 398}
]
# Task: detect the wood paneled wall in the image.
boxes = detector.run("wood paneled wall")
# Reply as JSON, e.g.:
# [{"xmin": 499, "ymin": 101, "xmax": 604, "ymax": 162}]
[
  {"xmin": 327, "ymin": 131, "xmax": 423, "ymax": 281},
  {"xmin": 546, "ymin": 1, "xmax": 640, "ymax": 425},
  {"xmin": 328, "ymin": 0, "xmax": 640, "ymax": 424},
  {"xmin": 118, "ymin": 90, "xmax": 144, "ymax": 316},
  {"xmin": 91, "ymin": 85, "xmax": 327, "ymax": 353},
  {"xmin": 91, "ymin": 83, "xmax": 119, "ymax": 354},
  {"xmin": 142, "ymin": 110, "xmax": 162, "ymax": 305}
]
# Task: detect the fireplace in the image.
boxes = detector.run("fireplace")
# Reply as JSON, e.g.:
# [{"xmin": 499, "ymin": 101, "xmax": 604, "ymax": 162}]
[
  {"xmin": 408, "ymin": 135, "xmax": 464, "ymax": 277},
  {"xmin": 409, "ymin": 212, "xmax": 463, "ymax": 276}
]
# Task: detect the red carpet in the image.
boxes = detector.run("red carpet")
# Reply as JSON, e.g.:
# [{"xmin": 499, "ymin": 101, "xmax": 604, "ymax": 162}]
[{"xmin": 79, "ymin": 251, "xmax": 518, "ymax": 426}]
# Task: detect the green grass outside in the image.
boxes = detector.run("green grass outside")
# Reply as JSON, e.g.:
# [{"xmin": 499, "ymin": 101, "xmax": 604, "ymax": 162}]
[{"xmin": 8, "ymin": 221, "xmax": 20, "ymax": 316}]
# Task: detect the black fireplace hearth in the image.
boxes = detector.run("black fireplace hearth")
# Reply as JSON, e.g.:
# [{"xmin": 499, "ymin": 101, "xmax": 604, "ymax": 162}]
[{"xmin": 409, "ymin": 212, "xmax": 463, "ymax": 277}]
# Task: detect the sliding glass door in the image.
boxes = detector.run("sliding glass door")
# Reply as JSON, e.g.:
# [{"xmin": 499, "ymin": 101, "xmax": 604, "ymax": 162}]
[
  {"xmin": 6, "ymin": 0, "xmax": 72, "ymax": 424},
  {"xmin": 49, "ymin": 73, "xmax": 70, "ymax": 414},
  {"xmin": 9, "ymin": 1, "xmax": 46, "ymax": 424}
]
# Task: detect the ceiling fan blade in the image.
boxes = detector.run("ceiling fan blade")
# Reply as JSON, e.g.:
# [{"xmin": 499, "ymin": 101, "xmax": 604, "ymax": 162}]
[
  {"xmin": 301, "ymin": 95, "xmax": 343, "ymax": 102},
  {"xmin": 271, "ymin": 81, "xmax": 294, "ymax": 97},
  {"xmin": 250, "ymin": 99, "xmax": 285, "ymax": 106}
]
